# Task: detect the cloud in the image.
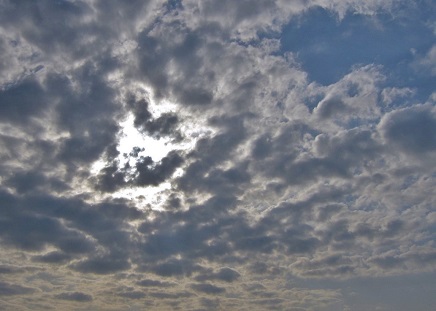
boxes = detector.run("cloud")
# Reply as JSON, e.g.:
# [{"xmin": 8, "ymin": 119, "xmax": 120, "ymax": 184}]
[
  {"xmin": 149, "ymin": 291, "xmax": 194, "ymax": 299},
  {"xmin": 378, "ymin": 103, "xmax": 436, "ymax": 155},
  {"xmin": 126, "ymin": 94, "xmax": 182, "ymax": 139},
  {"xmin": 194, "ymin": 267, "xmax": 241, "ymax": 283},
  {"xmin": 117, "ymin": 290, "xmax": 146, "ymax": 299},
  {"xmin": 313, "ymin": 65, "xmax": 384, "ymax": 122},
  {"xmin": 0, "ymin": 282, "xmax": 35, "ymax": 296},
  {"xmin": 0, "ymin": 265, "xmax": 26, "ymax": 275},
  {"xmin": 148, "ymin": 258, "xmax": 204, "ymax": 277},
  {"xmin": 95, "ymin": 150, "xmax": 184, "ymax": 192},
  {"xmin": 190, "ymin": 283, "xmax": 226, "ymax": 295},
  {"xmin": 0, "ymin": 198, "xmax": 96, "ymax": 252},
  {"xmin": 55, "ymin": 291, "xmax": 93, "ymax": 302},
  {"xmin": 71, "ymin": 255, "xmax": 131, "ymax": 275},
  {"xmin": 413, "ymin": 44, "xmax": 436, "ymax": 76},
  {"xmin": 137, "ymin": 279, "xmax": 176, "ymax": 288},
  {"xmin": 135, "ymin": 151, "xmax": 184, "ymax": 186},
  {"xmin": 0, "ymin": 78, "xmax": 46, "ymax": 124},
  {"xmin": 31, "ymin": 251, "xmax": 72, "ymax": 264}
]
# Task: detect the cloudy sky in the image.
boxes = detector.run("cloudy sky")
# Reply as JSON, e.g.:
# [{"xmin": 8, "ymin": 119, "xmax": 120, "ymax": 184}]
[{"xmin": 0, "ymin": 0, "xmax": 435, "ymax": 310}]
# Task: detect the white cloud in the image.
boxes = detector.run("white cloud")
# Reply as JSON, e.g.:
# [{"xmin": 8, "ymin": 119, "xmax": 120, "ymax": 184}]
[{"xmin": 414, "ymin": 44, "xmax": 436, "ymax": 76}]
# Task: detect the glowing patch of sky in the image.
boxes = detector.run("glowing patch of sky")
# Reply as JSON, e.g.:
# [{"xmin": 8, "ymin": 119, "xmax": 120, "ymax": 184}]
[
  {"xmin": 117, "ymin": 113, "xmax": 174, "ymax": 162},
  {"xmin": 90, "ymin": 93, "xmax": 214, "ymax": 209}
]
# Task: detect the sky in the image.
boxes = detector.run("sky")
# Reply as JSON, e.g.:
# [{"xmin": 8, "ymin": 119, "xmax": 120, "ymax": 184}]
[{"xmin": 0, "ymin": 1, "xmax": 435, "ymax": 310}]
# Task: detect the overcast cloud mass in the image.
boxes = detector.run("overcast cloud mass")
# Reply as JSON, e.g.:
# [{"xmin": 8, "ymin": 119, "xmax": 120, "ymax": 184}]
[{"xmin": 0, "ymin": 1, "xmax": 435, "ymax": 310}]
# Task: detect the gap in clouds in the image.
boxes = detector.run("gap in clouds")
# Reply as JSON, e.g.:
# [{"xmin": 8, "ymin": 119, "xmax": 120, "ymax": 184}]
[{"xmin": 280, "ymin": 5, "xmax": 435, "ymax": 92}]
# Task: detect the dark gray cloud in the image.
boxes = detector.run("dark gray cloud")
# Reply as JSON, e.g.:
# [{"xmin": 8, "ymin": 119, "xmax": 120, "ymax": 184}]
[
  {"xmin": 5, "ymin": 170, "xmax": 69, "ymax": 195},
  {"xmin": 0, "ymin": 78, "xmax": 46, "ymax": 124},
  {"xmin": 0, "ymin": 282, "xmax": 35, "ymax": 296},
  {"xmin": 95, "ymin": 150, "xmax": 184, "ymax": 192},
  {"xmin": 135, "ymin": 151, "xmax": 184, "ymax": 186},
  {"xmin": 149, "ymin": 291, "xmax": 194, "ymax": 299},
  {"xmin": 194, "ymin": 267, "xmax": 241, "ymax": 283},
  {"xmin": 148, "ymin": 258, "xmax": 204, "ymax": 277},
  {"xmin": 136, "ymin": 24, "xmax": 216, "ymax": 105},
  {"xmin": 176, "ymin": 115, "xmax": 249, "ymax": 198},
  {"xmin": 0, "ymin": 265, "xmax": 26, "ymax": 275},
  {"xmin": 55, "ymin": 291, "xmax": 93, "ymax": 302},
  {"xmin": 126, "ymin": 94, "xmax": 182, "ymax": 139},
  {"xmin": 117, "ymin": 290, "xmax": 146, "ymax": 299},
  {"xmin": 379, "ymin": 103, "xmax": 436, "ymax": 155},
  {"xmin": 71, "ymin": 255, "xmax": 131, "ymax": 275},
  {"xmin": 137, "ymin": 279, "xmax": 176, "ymax": 288},
  {"xmin": 94, "ymin": 161, "xmax": 128, "ymax": 192},
  {"xmin": 190, "ymin": 283, "xmax": 226, "ymax": 295},
  {"xmin": 0, "ymin": 198, "xmax": 95, "ymax": 252},
  {"xmin": 31, "ymin": 251, "xmax": 72, "ymax": 264},
  {"xmin": 0, "ymin": 189, "xmax": 141, "ymax": 279}
]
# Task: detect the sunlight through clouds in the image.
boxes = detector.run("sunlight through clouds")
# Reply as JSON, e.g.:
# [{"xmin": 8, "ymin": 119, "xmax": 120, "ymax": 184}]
[{"xmin": 90, "ymin": 88, "xmax": 215, "ymax": 210}]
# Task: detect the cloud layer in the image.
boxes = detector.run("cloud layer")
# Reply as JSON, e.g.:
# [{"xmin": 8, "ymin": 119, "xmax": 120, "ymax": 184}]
[{"xmin": 0, "ymin": 1, "xmax": 435, "ymax": 310}]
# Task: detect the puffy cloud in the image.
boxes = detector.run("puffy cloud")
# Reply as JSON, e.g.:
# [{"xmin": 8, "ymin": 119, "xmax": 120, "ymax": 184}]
[
  {"xmin": 313, "ymin": 65, "xmax": 384, "ymax": 123},
  {"xmin": 378, "ymin": 103, "xmax": 436, "ymax": 155}
]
